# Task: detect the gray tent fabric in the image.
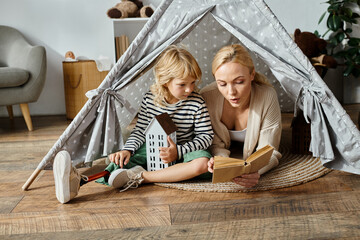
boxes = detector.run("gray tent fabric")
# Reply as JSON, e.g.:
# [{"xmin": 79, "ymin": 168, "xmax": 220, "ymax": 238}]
[{"xmin": 39, "ymin": 0, "xmax": 360, "ymax": 174}]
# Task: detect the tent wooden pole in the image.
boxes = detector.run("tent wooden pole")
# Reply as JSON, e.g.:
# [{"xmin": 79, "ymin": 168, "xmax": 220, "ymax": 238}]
[{"xmin": 22, "ymin": 168, "xmax": 42, "ymax": 191}]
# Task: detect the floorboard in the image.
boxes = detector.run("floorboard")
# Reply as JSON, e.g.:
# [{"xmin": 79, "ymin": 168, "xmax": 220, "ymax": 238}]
[
  {"xmin": 0, "ymin": 205, "xmax": 171, "ymax": 235},
  {"xmin": 2, "ymin": 212, "xmax": 359, "ymax": 240},
  {"xmin": 169, "ymin": 191, "xmax": 360, "ymax": 225}
]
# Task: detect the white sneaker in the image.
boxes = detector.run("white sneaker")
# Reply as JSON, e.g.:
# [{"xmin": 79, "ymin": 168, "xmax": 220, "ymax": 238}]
[
  {"xmin": 53, "ymin": 151, "xmax": 88, "ymax": 203},
  {"xmin": 108, "ymin": 165, "xmax": 145, "ymax": 191}
]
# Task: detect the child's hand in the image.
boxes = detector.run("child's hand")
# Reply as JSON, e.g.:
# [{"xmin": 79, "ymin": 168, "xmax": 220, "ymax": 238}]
[
  {"xmin": 232, "ymin": 172, "xmax": 260, "ymax": 188},
  {"xmin": 108, "ymin": 150, "xmax": 131, "ymax": 168},
  {"xmin": 159, "ymin": 136, "xmax": 178, "ymax": 164},
  {"xmin": 207, "ymin": 157, "xmax": 214, "ymax": 173}
]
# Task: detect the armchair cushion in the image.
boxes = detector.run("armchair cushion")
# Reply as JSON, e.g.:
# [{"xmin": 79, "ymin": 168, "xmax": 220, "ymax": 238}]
[
  {"xmin": 0, "ymin": 25, "xmax": 46, "ymax": 106},
  {"xmin": 0, "ymin": 67, "xmax": 29, "ymax": 88}
]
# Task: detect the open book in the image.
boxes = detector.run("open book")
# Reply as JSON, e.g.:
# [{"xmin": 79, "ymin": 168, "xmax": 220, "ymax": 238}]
[{"xmin": 212, "ymin": 145, "xmax": 274, "ymax": 183}]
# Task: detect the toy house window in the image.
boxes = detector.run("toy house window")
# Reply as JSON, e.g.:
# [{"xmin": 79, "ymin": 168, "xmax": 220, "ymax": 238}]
[{"xmin": 150, "ymin": 162, "xmax": 155, "ymax": 171}]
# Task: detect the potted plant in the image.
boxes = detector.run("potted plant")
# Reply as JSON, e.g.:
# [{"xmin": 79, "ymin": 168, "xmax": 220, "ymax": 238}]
[{"xmin": 316, "ymin": 0, "xmax": 360, "ymax": 78}]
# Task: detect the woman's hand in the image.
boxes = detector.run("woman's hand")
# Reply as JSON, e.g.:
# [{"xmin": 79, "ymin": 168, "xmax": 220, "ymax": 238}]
[
  {"xmin": 232, "ymin": 172, "xmax": 260, "ymax": 188},
  {"xmin": 159, "ymin": 136, "xmax": 178, "ymax": 164},
  {"xmin": 108, "ymin": 150, "xmax": 131, "ymax": 168},
  {"xmin": 208, "ymin": 157, "xmax": 214, "ymax": 173}
]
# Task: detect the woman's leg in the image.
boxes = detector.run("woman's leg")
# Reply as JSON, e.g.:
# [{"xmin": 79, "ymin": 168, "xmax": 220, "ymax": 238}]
[{"xmin": 142, "ymin": 157, "xmax": 209, "ymax": 183}]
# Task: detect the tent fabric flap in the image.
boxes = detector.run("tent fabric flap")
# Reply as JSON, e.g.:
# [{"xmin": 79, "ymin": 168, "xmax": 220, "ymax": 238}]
[{"xmin": 36, "ymin": 0, "xmax": 359, "ymax": 175}]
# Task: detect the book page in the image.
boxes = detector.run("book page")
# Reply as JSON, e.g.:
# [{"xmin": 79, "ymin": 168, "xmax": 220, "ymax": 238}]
[
  {"xmin": 213, "ymin": 156, "xmax": 245, "ymax": 168},
  {"xmin": 212, "ymin": 145, "xmax": 274, "ymax": 183},
  {"xmin": 246, "ymin": 145, "xmax": 274, "ymax": 172}
]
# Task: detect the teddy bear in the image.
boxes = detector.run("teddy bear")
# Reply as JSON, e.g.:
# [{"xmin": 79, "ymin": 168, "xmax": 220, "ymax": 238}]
[
  {"xmin": 107, "ymin": 0, "xmax": 154, "ymax": 19},
  {"xmin": 294, "ymin": 28, "xmax": 337, "ymax": 77}
]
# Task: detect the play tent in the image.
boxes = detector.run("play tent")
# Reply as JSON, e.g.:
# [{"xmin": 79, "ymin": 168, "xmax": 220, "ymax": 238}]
[{"xmin": 23, "ymin": 0, "xmax": 360, "ymax": 190}]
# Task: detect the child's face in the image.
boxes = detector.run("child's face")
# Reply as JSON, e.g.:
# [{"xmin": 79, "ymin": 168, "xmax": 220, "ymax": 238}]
[{"xmin": 165, "ymin": 76, "xmax": 196, "ymax": 104}]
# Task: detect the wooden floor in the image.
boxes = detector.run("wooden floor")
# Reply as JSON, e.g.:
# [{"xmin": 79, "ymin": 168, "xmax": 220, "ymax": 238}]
[{"xmin": 0, "ymin": 107, "xmax": 359, "ymax": 239}]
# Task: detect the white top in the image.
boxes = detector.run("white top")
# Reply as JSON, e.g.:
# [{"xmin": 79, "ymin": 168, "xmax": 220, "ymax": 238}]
[
  {"xmin": 201, "ymin": 82, "xmax": 282, "ymax": 175},
  {"xmin": 229, "ymin": 129, "xmax": 247, "ymax": 142}
]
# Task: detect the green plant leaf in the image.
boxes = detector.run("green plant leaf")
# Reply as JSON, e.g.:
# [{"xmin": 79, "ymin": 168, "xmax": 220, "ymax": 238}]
[
  {"xmin": 318, "ymin": 11, "xmax": 327, "ymax": 24},
  {"xmin": 343, "ymin": 7, "xmax": 353, "ymax": 17},
  {"xmin": 328, "ymin": 4, "xmax": 340, "ymax": 11},
  {"xmin": 355, "ymin": 55, "xmax": 360, "ymax": 64},
  {"xmin": 345, "ymin": 28, "xmax": 353, "ymax": 33},
  {"xmin": 349, "ymin": 38, "xmax": 360, "ymax": 46},
  {"xmin": 343, "ymin": 64, "xmax": 354, "ymax": 77},
  {"xmin": 334, "ymin": 15, "xmax": 342, "ymax": 30},
  {"xmin": 348, "ymin": 47, "xmax": 359, "ymax": 56},
  {"xmin": 352, "ymin": 13, "xmax": 360, "ymax": 18},
  {"xmin": 327, "ymin": 14, "xmax": 336, "ymax": 30},
  {"xmin": 336, "ymin": 32, "xmax": 346, "ymax": 42},
  {"xmin": 314, "ymin": 30, "xmax": 321, "ymax": 38},
  {"xmin": 340, "ymin": 15, "xmax": 354, "ymax": 23},
  {"xmin": 330, "ymin": 37, "xmax": 339, "ymax": 45},
  {"xmin": 322, "ymin": 29, "xmax": 332, "ymax": 38}
]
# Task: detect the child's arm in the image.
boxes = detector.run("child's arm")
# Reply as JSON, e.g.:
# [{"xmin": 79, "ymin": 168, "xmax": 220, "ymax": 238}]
[
  {"xmin": 159, "ymin": 136, "xmax": 178, "ymax": 163},
  {"xmin": 177, "ymin": 101, "xmax": 214, "ymax": 159},
  {"xmin": 122, "ymin": 95, "xmax": 151, "ymax": 153},
  {"xmin": 108, "ymin": 150, "xmax": 131, "ymax": 168}
]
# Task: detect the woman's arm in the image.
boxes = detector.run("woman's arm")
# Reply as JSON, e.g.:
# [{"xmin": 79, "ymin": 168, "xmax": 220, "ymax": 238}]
[{"xmin": 256, "ymin": 87, "xmax": 282, "ymax": 175}]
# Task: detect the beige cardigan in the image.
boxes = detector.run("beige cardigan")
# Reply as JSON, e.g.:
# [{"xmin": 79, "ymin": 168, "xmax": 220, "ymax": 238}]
[{"xmin": 200, "ymin": 82, "xmax": 282, "ymax": 175}]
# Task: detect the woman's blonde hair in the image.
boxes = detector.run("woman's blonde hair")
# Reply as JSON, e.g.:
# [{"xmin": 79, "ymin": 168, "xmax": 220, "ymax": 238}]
[
  {"xmin": 151, "ymin": 45, "xmax": 202, "ymax": 106},
  {"xmin": 212, "ymin": 44, "xmax": 271, "ymax": 86}
]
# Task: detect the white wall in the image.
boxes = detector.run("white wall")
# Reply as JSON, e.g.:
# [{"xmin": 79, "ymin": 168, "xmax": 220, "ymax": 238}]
[
  {"xmin": 266, "ymin": 0, "xmax": 328, "ymax": 34},
  {"xmin": 0, "ymin": 0, "xmax": 328, "ymax": 117}
]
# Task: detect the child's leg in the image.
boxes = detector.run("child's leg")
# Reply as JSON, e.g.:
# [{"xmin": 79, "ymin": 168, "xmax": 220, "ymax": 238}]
[
  {"xmin": 96, "ymin": 144, "xmax": 147, "ymax": 186},
  {"xmin": 142, "ymin": 157, "xmax": 209, "ymax": 183},
  {"xmin": 84, "ymin": 171, "xmax": 110, "ymax": 183},
  {"xmin": 105, "ymin": 149, "xmax": 211, "ymax": 190}
]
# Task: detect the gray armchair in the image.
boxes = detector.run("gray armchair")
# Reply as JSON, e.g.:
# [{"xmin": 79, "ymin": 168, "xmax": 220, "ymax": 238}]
[{"xmin": 0, "ymin": 25, "xmax": 46, "ymax": 131}]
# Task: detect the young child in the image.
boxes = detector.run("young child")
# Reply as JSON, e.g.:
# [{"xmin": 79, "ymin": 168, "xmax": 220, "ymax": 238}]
[{"xmin": 53, "ymin": 45, "xmax": 214, "ymax": 203}]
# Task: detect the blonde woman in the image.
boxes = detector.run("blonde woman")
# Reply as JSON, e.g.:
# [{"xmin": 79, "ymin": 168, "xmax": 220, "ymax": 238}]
[
  {"xmin": 53, "ymin": 45, "xmax": 214, "ymax": 203},
  {"xmin": 201, "ymin": 44, "xmax": 282, "ymax": 188}
]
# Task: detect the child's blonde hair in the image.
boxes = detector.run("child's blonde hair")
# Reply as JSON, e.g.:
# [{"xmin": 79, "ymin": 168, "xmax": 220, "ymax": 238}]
[
  {"xmin": 212, "ymin": 44, "xmax": 271, "ymax": 86},
  {"xmin": 151, "ymin": 45, "xmax": 202, "ymax": 106}
]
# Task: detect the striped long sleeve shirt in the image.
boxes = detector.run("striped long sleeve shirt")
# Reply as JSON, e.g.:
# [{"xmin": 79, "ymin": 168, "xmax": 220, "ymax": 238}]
[{"xmin": 123, "ymin": 91, "xmax": 214, "ymax": 160}]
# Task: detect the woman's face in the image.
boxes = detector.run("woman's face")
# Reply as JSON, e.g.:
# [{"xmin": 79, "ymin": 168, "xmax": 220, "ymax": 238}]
[{"xmin": 214, "ymin": 62, "xmax": 255, "ymax": 108}]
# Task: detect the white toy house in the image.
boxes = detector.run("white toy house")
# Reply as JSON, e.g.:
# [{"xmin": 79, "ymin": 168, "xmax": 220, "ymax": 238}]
[{"xmin": 144, "ymin": 113, "xmax": 177, "ymax": 171}]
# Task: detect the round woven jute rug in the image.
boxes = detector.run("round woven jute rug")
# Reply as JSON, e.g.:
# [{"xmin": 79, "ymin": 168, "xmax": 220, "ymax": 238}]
[{"xmin": 155, "ymin": 144, "xmax": 332, "ymax": 192}]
